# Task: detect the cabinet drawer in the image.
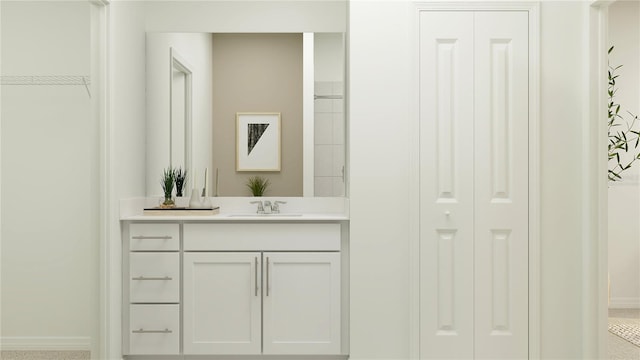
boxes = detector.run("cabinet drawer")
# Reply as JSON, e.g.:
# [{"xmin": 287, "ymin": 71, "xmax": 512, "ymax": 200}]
[
  {"xmin": 129, "ymin": 304, "xmax": 179, "ymax": 355},
  {"xmin": 184, "ymin": 223, "xmax": 341, "ymax": 251},
  {"xmin": 130, "ymin": 252, "xmax": 179, "ymax": 303},
  {"xmin": 129, "ymin": 223, "xmax": 179, "ymax": 251}
]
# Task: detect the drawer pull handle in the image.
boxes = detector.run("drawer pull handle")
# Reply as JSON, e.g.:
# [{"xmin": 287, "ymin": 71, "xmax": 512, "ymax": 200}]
[
  {"xmin": 132, "ymin": 235, "xmax": 172, "ymax": 240},
  {"xmin": 132, "ymin": 328, "xmax": 172, "ymax": 334},
  {"xmin": 132, "ymin": 276, "xmax": 173, "ymax": 281}
]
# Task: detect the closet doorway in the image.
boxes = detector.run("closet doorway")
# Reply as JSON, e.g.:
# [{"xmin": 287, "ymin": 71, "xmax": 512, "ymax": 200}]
[{"xmin": 417, "ymin": 5, "xmax": 538, "ymax": 359}]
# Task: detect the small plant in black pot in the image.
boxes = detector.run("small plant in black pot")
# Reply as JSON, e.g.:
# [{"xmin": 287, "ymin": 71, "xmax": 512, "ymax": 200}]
[
  {"xmin": 175, "ymin": 168, "xmax": 187, "ymax": 197},
  {"xmin": 246, "ymin": 176, "xmax": 269, "ymax": 197}
]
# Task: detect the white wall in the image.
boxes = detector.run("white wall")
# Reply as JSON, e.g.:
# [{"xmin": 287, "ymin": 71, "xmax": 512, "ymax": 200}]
[
  {"xmin": 146, "ymin": 32, "xmax": 213, "ymax": 197},
  {"xmin": 1, "ymin": 1, "xmax": 98, "ymax": 353},
  {"xmin": 608, "ymin": 0, "xmax": 640, "ymax": 309},
  {"xmin": 348, "ymin": 1, "xmax": 593, "ymax": 358}
]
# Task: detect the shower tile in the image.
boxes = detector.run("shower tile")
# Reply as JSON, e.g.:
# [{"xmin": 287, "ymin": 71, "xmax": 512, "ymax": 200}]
[
  {"xmin": 333, "ymin": 99, "xmax": 344, "ymax": 113},
  {"xmin": 315, "ymin": 81, "xmax": 332, "ymax": 96},
  {"xmin": 332, "ymin": 176, "xmax": 345, "ymax": 197},
  {"xmin": 315, "ymin": 99, "xmax": 332, "ymax": 113},
  {"xmin": 332, "ymin": 81, "xmax": 344, "ymax": 96},
  {"xmin": 315, "ymin": 113, "xmax": 333, "ymax": 145},
  {"xmin": 332, "ymin": 145, "xmax": 345, "ymax": 177},
  {"xmin": 315, "ymin": 145, "xmax": 333, "ymax": 176},
  {"xmin": 314, "ymin": 177, "xmax": 333, "ymax": 197},
  {"xmin": 333, "ymin": 113, "xmax": 344, "ymax": 145}
]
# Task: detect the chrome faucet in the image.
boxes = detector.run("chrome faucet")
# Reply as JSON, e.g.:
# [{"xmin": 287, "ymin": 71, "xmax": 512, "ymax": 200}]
[
  {"xmin": 263, "ymin": 200, "xmax": 273, "ymax": 214},
  {"xmin": 272, "ymin": 200, "xmax": 287, "ymax": 214},
  {"xmin": 250, "ymin": 200, "xmax": 264, "ymax": 214}
]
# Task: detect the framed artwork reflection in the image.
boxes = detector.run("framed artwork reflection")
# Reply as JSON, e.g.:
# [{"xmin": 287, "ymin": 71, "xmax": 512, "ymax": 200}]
[{"xmin": 236, "ymin": 112, "xmax": 281, "ymax": 171}]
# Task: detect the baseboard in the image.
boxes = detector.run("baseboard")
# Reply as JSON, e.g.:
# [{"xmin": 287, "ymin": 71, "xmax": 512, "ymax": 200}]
[
  {"xmin": 609, "ymin": 297, "xmax": 640, "ymax": 309},
  {"xmin": 0, "ymin": 337, "xmax": 91, "ymax": 351}
]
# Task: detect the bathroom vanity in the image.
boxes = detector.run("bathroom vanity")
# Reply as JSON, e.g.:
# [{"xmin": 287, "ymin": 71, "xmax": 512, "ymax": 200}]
[{"xmin": 120, "ymin": 198, "xmax": 349, "ymax": 359}]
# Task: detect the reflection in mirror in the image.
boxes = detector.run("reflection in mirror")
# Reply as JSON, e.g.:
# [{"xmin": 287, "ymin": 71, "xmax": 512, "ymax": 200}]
[
  {"xmin": 312, "ymin": 33, "xmax": 345, "ymax": 197},
  {"xmin": 170, "ymin": 47, "xmax": 192, "ymax": 173},
  {"xmin": 146, "ymin": 33, "xmax": 345, "ymax": 197}
]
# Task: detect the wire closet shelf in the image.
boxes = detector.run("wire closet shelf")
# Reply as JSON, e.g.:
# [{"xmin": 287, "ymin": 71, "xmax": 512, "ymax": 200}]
[{"xmin": 1, "ymin": 75, "xmax": 91, "ymax": 97}]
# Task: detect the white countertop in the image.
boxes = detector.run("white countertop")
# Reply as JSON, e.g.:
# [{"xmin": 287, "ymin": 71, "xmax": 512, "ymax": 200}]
[
  {"xmin": 120, "ymin": 197, "xmax": 350, "ymax": 222},
  {"xmin": 123, "ymin": 213, "xmax": 348, "ymax": 221}
]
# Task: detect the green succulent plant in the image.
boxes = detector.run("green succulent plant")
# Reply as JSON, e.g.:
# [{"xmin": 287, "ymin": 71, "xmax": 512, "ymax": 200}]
[{"xmin": 246, "ymin": 176, "xmax": 269, "ymax": 197}]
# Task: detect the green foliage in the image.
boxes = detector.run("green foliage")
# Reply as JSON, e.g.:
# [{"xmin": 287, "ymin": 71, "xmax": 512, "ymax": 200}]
[
  {"xmin": 608, "ymin": 46, "xmax": 640, "ymax": 182},
  {"xmin": 246, "ymin": 176, "xmax": 270, "ymax": 197},
  {"xmin": 161, "ymin": 167, "xmax": 176, "ymax": 201}
]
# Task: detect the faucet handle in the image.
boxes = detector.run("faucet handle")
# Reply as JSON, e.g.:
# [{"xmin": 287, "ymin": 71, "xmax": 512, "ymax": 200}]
[
  {"xmin": 250, "ymin": 200, "xmax": 264, "ymax": 214},
  {"xmin": 273, "ymin": 200, "xmax": 287, "ymax": 213}
]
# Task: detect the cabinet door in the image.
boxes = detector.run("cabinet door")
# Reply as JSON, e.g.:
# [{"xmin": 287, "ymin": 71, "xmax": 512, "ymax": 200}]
[
  {"xmin": 262, "ymin": 252, "xmax": 341, "ymax": 355},
  {"xmin": 183, "ymin": 252, "xmax": 262, "ymax": 354}
]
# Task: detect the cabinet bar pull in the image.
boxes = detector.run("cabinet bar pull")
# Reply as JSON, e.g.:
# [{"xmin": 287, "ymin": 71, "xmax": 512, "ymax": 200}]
[
  {"xmin": 131, "ymin": 276, "xmax": 172, "ymax": 281},
  {"xmin": 132, "ymin": 328, "xmax": 172, "ymax": 334},
  {"xmin": 254, "ymin": 257, "xmax": 259, "ymax": 297},
  {"xmin": 266, "ymin": 257, "xmax": 270, "ymax": 297},
  {"xmin": 132, "ymin": 235, "xmax": 172, "ymax": 240}
]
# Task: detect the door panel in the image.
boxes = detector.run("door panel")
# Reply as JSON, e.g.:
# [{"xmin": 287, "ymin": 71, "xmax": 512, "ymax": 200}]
[
  {"xmin": 419, "ymin": 11, "xmax": 475, "ymax": 359},
  {"xmin": 473, "ymin": 11, "xmax": 529, "ymax": 359}
]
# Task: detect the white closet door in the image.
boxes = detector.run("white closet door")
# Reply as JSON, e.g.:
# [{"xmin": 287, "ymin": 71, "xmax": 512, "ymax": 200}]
[
  {"xmin": 419, "ymin": 11, "xmax": 475, "ymax": 359},
  {"xmin": 420, "ymin": 10, "xmax": 529, "ymax": 360},
  {"xmin": 473, "ymin": 11, "xmax": 529, "ymax": 359}
]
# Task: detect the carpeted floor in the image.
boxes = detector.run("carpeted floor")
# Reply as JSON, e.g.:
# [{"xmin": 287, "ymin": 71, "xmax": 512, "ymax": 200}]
[
  {"xmin": 0, "ymin": 314, "xmax": 637, "ymax": 360},
  {"xmin": 609, "ymin": 308, "xmax": 640, "ymax": 360}
]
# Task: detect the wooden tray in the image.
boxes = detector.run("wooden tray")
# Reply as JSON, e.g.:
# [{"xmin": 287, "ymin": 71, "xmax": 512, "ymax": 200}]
[{"xmin": 143, "ymin": 207, "xmax": 220, "ymax": 216}]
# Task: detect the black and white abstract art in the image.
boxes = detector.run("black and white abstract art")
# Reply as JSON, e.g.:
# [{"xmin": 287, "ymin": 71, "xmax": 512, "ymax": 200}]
[{"xmin": 236, "ymin": 112, "xmax": 281, "ymax": 171}]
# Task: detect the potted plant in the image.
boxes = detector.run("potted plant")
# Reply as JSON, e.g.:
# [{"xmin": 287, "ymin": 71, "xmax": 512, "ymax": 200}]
[
  {"xmin": 161, "ymin": 167, "xmax": 176, "ymax": 208},
  {"xmin": 246, "ymin": 176, "xmax": 270, "ymax": 197},
  {"xmin": 175, "ymin": 167, "xmax": 187, "ymax": 197}
]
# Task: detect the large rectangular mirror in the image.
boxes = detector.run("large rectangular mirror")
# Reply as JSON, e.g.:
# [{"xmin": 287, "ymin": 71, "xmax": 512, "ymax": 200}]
[{"xmin": 146, "ymin": 32, "xmax": 346, "ymax": 198}]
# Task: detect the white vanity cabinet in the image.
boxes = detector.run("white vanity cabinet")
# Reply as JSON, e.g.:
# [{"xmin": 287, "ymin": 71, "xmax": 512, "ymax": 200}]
[
  {"xmin": 123, "ymin": 220, "xmax": 344, "ymax": 359},
  {"xmin": 182, "ymin": 223, "xmax": 342, "ymax": 356}
]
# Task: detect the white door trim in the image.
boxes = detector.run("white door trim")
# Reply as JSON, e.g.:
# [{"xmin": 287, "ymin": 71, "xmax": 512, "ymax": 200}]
[
  {"xmin": 91, "ymin": 1, "xmax": 115, "ymax": 359},
  {"xmin": 411, "ymin": 2, "xmax": 540, "ymax": 358},
  {"xmin": 585, "ymin": 1, "xmax": 611, "ymax": 359}
]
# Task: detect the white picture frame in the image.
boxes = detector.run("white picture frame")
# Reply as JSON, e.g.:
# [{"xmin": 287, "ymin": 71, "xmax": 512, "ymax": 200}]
[{"xmin": 236, "ymin": 112, "xmax": 281, "ymax": 171}]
